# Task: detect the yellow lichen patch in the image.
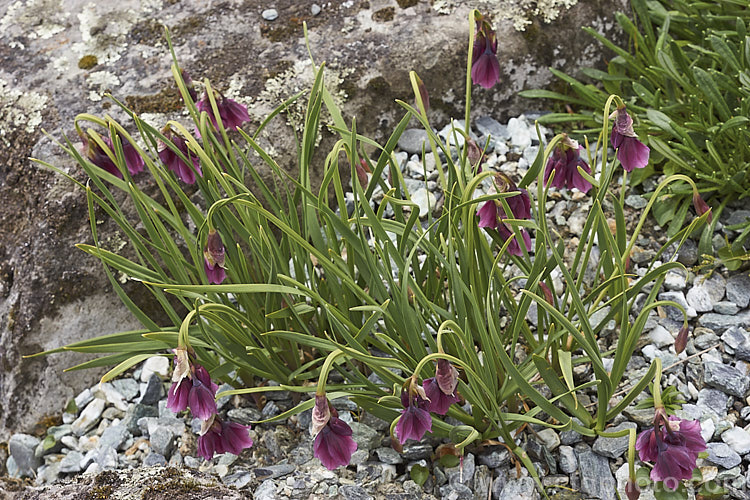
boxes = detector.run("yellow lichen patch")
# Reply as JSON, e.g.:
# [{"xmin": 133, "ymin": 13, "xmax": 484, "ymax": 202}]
[{"xmin": 78, "ymin": 54, "xmax": 98, "ymax": 70}]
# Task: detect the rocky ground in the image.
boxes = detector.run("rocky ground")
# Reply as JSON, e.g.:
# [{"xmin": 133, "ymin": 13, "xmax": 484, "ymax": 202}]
[{"xmin": 3, "ymin": 112, "xmax": 750, "ymax": 500}]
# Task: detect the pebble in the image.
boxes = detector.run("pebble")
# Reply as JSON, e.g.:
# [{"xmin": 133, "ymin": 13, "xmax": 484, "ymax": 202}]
[
  {"xmin": 507, "ymin": 117, "xmax": 532, "ymax": 150},
  {"xmin": 704, "ymin": 361, "xmax": 750, "ymax": 397},
  {"xmin": 311, "ymin": 4, "xmax": 321, "ymax": 15},
  {"xmin": 499, "ymin": 476, "xmax": 539, "ymax": 499},
  {"xmin": 726, "ymin": 274, "xmax": 750, "ymax": 308},
  {"xmin": 261, "ymin": 8, "xmax": 278, "ymax": 21},
  {"xmin": 9, "ymin": 434, "xmax": 41, "ymax": 477},
  {"xmin": 648, "ymin": 325, "xmax": 674, "ymax": 348},
  {"xmin": 722, "ymin": 427, "xmax": 750, "ymax": 455},
  {"xmin": 139, "ymin": 374, "xmax": 165, "ymax": 405},
  {"xmin": 397, "ymin": 129, "xmax": 431, "ymax": 154},
  {"xmin": 536, "ymin": 428, "xmax": 561, "ymax": 451},
  {"xmin": 140, "ymin": 356, "xmax": 169, "ymax": 382},
  {"xmin": 143, "ymin": 453, "xmax": 167, "ymax": 467},
  {"xmin": 112, "ymin": 378, "xmax": 140, "ymax": 401},
  {"xmin": 592, "ymin": 422, "xmax": 637, "ymax": 458},
  {"xmin": 411, "ymin": 187, "xmax": 435, "ymax": 218},
  {"xmin": 707, "ymin": 442, "xmax": 742, "ymax": 469},
  {"xmin": 475, "ymin": 116, "xmax": 510, "ymax": 141},
  {"xmin": 577, "ymin": 445, "xmax": 616, "ymax": 500},
  {"xmin": 71, "ymin": 398, "xmax": 106, "ymax": 436}
]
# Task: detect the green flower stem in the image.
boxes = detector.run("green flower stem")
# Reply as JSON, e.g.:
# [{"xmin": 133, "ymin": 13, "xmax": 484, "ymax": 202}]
[
  {"xmin": 624, "ymin": 174, "xmax": 702, "ymax": 262},
  {"xmin": 316, "ymin": 349, "xmax": 345, "ymax": 396},
  {"xmin": 652, "ymin": 356, "xmax": 663, "ymax": 410},
  {"xmin": 464, "ymin": 9, "xmax": 477, "ymax": 132},
  {"xmin": 598, "ymin": 427, "xmax": 638, "ymax": 482},
  {"xmin": 408, "ymin": 71, "xmax": 446, "ymax": 191}
]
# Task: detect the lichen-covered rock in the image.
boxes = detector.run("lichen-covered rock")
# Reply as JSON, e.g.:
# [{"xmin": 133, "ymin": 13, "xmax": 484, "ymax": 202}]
[{"xmin": 0, "ymin": 0, "xmax": 626, "ymax": 443}]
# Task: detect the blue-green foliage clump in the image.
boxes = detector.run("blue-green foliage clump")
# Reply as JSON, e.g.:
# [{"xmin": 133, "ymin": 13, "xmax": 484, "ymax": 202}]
[{"xmin": 522, "ymin": 0, "xmax": 750, "ymax": 260}]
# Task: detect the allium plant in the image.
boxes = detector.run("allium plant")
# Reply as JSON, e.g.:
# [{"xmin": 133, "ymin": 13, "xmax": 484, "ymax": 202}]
[{"xmin": 35, "ymin": 13, "xmax": 712, "ymax": 493}]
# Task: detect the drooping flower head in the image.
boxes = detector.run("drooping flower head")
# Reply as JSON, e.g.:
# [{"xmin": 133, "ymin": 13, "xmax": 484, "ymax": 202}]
[
  {"xmin": 81, "ymin": 131, "xmax": 120, "ymax": 178},
  {"xmin": 312, "ymin": 396, "xmax": 357, "ymax": 470},
  {"xmin": 674, "ymin": 325, "xmax": 689, "ymax": 354},
  {"xmin": 204, "ymin": 229, "xmax": 227, "ymax": 284},
  {"xmin": 197, "ymin": 414, "xmax": 253, "ymax": 460},
  {"xmin": 466, "ymin": 138, "xmax": 485, "ymax": 172},
  {"xmin": 471, "ymin": 13, "xmax": 500, "ymax": 89},
  {"xmin": 196, "ymin": 90, "xmax": 250, "ymax": 132},
  {"xmin": 166, "ymin": 353, "xmax": 219, "ymax": 420},
  {"xmin": 435, "ymin": 359, "xmax": 459, "ymax": 397},
  {"xmin": 159, "ymin": 125, "xmax": 203, "ymax": 184},
  {"xmin": 610, "ymin": 105, "xmax": 650, "ymax": 172},
  {"xmin": 355, "ymin": 158, "xmax": 370, "ymax": 190},
  {"xmin": 181, "ymin": 69, "xmax": 198, "ymax": 104},
  {"xmin": 396, "ymin": 377, "xmax": 432, "ymax": 444},
  {"xmin": 544, "ymin": 134, "xmax": 592, "ymax": 193},
  {"xmin": 635, "ymin": 410, "xmax": 706, "ymax": 490},
  {"xmin": 477, "ymin": 173, "xmax": 532, "ymax": 256}
]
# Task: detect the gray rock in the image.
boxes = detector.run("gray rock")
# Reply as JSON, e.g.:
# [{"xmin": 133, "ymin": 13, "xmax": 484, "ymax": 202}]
[
  {"xmin": 536, "ymin": 428, "xmax": 561, "ymax": 451},
  {"xmin": 500, "ymin": 476, "xmax": 539, "ymax": 499},
  {"xmin": 112, "ymin": 378, "xmax": 140, "ymax": 401},
  {"xmin": 726, "ymin": 273, "xmax": 750, "ymax": 308},
  {"xmin": 722, "ymin": 427, "xmax": 750, "ymax": 455},
  {"xmin": 59, "ymin": 451, "xmax": 83, "ymax": 474},
  {"xmin": 98, "ymin": 424, "xmax": 130, "ymax": 451},
  {"xmin": 254, "ymin": 479, "xmax": 278, "ymax": 500},
  {"xmin": 592, "ymin": 422, "xmax": 637, "ymax": 458},
  {"xmin": 224, "ymin": 471, "xmax": 253, "ymax": 488},
  {"xmin": 686, "ymin": 285, "xmax": 715, "ymax": 312},
  {"xmin": 398, "ymin": 129, "xmax": 431, "ymax": 154},
  {"xmin": 71, "ymin": 398, "xmax": 105, "ymax": 436},
  {"xmin": 402, "ymin": 443, "xmax": 433, "ymax": 460},
  {"xmin": 350, "ymin": 422, "xmax": 380, "ymax": 451},
  {"xmin": 143, "ymin": 453, "xmax": 167, "ymax": 467},
  {"xmin": 648, "ymin": 325, "xmax": 675, "ymax": 348},
  {"xmin": 216, "ymin": 383, "xmax": 235, "ymax": 410},
  {"xmin": 707, "ymin": 442, "xmax": 742, "ymax": 469},
  {"xmin": 149, "ymin": 426, "xmax": 175, "ymax": 458},
  {"xmin": 96, "ymin": 445, "xmax": 119, "ymax": 469},
  {"xmin": 411, "ymin": 187, "xmax": 436, "ymax": 218},
  {"xmin": 140, "ymin": 417, "xmax": 186, "ymax": 438},
  {"xmin": 140, "ymin": 356, "xmax": 170, "ymax": 382},
  {"xmin": 138, "ymin": 374, "xmax": 165, "ymax": 405},
  {"xmin": 261, "ymin": 9, "xmax": 278, "ymax": 21},
  {"xmin": 558, "ymin": 445, "xmax": 577, "ymax": 474},
  {"xmin": 439, "ymin": 483, "xmax": 473, "ymax": 499},
  {"xmin": 700, "ymin": 311, "xmax": 750, "ymax": 333},
  {"xmin": 625, "ymin": 194, "xmax": 647, "ymax": 209},
  {"xmin": 123, "ymin": 404, "xmax": 159, "ymax": 435},
  {"xmin": 623, "ymin": 407, "xmax": 655, "ymax": 426},
  {"xmin": 254, "ymin": 463, "xmax": 296, "ymax": 480},
  {"xmin": 714, "ymin": 301, "xmax": 739, "ymax": 315},
  {"xmin": 445, "ymin": 453, "xmax": 475, "ymax": 489},
  {"xmin": 726, "ymin": 210, "xmax": 750, "ymax": 226},
  {"xmin": 664, "ymin": 269, "xmax": 687, "ymax": 291},
  {"xmin": 96, "ymin": 382, "xmax": 129, "ymax": 412},
  {"xmin": 704, "ymin": 361, "xmax": 750, "ymax": 397},
  {"xmin": 36, "ymin": 462, "xmax": 61, "ymax": 485},
  {"xmin": 260, "ymin": 400, "xmax": 279, "ymax": 419},
  {"xmin": 694, "ymin": 329, "xmax": 721, "ymax": 350},
  {"xmin": 340, "ymin": 485, "xmax": 374, "ymax": 500},
  {"xmin": 478, "ymin": 448, "xmax": 510, "ymax": 468},
  {"xmin": 474, "ymin": 465, "xmax": 492, "ymax": 500},
  {"xmin": 559, "ymin": 428, "xmax": 582, "ymax": 445},
  {"xmin": 577, "ymin": 445, "xmax": 616, "ymax": 500},
  {"xmin": 696, "ymin": 389, "xmax": 730, "ymax": 417},
  {"xmin": 476, "ymin": 116, "xmax": 510, "ymax": 141},
  {"xmin": 669, "ymin": 238, "xmax": 699, "ymax": 266},
  {"xmin": 9, "ymin": 434, "xmax": 41, "ymax": 477},
  {"xmin": 311, "ymin": 4, "xmax": 321, "ymax": 16},
  {"xmin": 374, "ymin": 447, "xmax": 403, "ymax": 464},
  {"xmin": 507, "ymin": 116, "xmax": 532, "ymax": 150},
  {"xmin": 228, "ymin": 407, "xmax": 263, "ymax": 425},
  {"xmin": 659, "ymin": 291, "xmax": 696, "ymax": 320}
]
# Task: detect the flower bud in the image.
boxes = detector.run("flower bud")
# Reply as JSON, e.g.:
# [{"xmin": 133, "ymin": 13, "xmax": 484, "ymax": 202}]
[
  {"xmin": 205, "ymin": 229, "xmax": 225, "ymax": 268},
  {"xmin": 355, "ymin": 159, "xmax": 369, "ymax": 190},
  {"xmin": 466, "ymin": 138, "xmax": 484, "ymax": 170},
  {"xmin": 625, "ymin": 479, "xmax": 640, "ymax": 500},
  {"xmin": 692, "ymin": 192, "xmax": 712, "ymax": 224},
  {"xmin": 539, "ymin": 282, "xmax": 554, "ymax": 306},
  {"xmin": 415, "ymin": 74, "xmax": 429, "ymax": 111},
  {"xmin": 675, "ymin": 324, "xmax": 689, "ymax": 354},
  {"xmin": 435, "ymin": 359, "xmax": 459, "ymax": 397}
]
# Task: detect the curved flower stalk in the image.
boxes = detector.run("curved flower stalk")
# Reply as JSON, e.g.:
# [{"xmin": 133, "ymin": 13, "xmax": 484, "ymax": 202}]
[
  {"xmin": 544, "ymin": 134, "xmax": 592, "ymax": 193},
  {"xmin": 477, "ymin": 172, "xmax": 532, "ymax": 256}
]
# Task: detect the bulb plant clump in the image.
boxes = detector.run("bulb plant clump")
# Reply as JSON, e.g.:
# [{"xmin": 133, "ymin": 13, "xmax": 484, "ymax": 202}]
[{"xmin": 35, "ymin": 10, "xmax": 716, "ymax": 499}]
